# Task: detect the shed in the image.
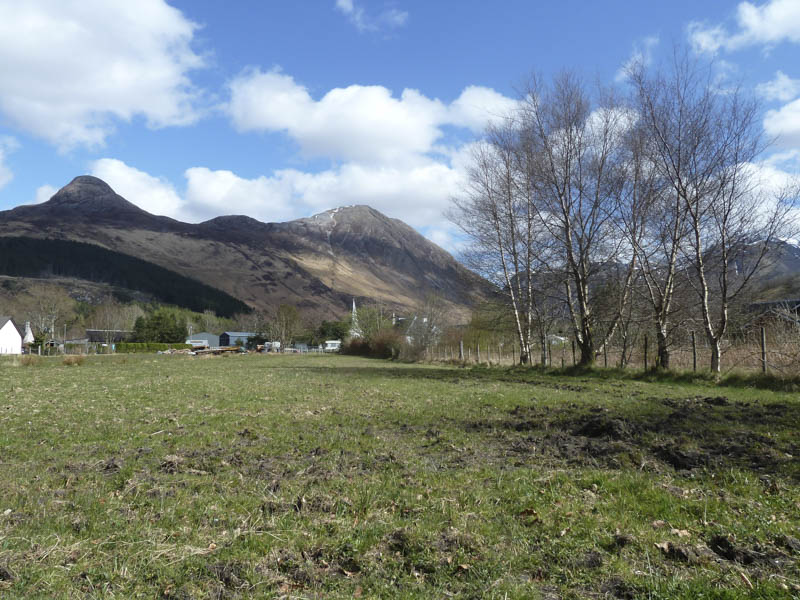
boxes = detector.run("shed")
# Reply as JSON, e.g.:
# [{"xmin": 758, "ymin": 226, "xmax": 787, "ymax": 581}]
[
  {"xmin": 0, "ymin": 316, "xmax": 22, "ymax": 355},
  {"xmin": 220, "ymin": 331, "xmax": 256, "ymax": 347},
  {"xmin": 186, "ymin": 332, "xmax": 220, "ymax": 348}
]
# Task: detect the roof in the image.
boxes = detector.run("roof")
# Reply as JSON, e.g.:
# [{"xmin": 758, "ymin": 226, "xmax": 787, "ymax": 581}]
[
  {"xmin": 0, "ymin": 316, "xmax": 20, "ymax": 335},
  {"xmin": 222, "ymin": 331, "xmax": 257, "ymax": 337}
]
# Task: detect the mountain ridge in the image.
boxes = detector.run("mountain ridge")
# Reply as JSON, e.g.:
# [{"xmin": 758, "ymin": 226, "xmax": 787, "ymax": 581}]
[{"xmin": 0, "ymin": 176, "xmax": 487, "ymax": 319}]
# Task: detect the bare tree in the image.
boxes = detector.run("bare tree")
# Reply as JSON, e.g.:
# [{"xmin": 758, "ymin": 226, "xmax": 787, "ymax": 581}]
[
  {"xmin": 268, "ymin": 304, "xmax": 301, "ymax": 348},
  {"xmin": 629, "ymin": 52, "xmax": 797, "ymax": 372},
  {"xmin": 405, "ymin": 293, "xmax": 450, "ymax": 360},
  {"xmin": 450, "ymin": 123, "xmax": 541, "ymax": 364},
  {"xmin": 24, "ymin": 284, "xmax": 74, "ymax": 339},
  {"xmin": 519, "ymin": 73, "xmax": 636, "ymax": 366}
]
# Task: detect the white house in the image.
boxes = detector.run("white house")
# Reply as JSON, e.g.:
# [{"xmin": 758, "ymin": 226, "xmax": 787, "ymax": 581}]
[{"xmin": 0, "ymin": 317, "xmax": 22, "ymax": 355}]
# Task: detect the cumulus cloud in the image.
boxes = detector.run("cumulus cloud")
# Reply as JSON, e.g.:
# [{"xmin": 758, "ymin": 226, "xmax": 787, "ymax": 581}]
[
  {"xmin": 184, "ymin": 167, "xmax": 298, "ymax": 223},
  {"xmin": 764, "ymin": 98, "xmax": 800, "ymax": 147},
  {"xmin": 688, "ymin": 0, "xmax": 800, "ymax": 53},
  {"xmin": 0, "ymin": 0, "xmax": 204, "ymax": 150},
  {"xmin": 0, "ymin": 136, "xmax": 18, "ymax": 190},
  {"xmin": 757, "ymin": 71, "xmax": 800, "ymax": 102},
  {"xmin": 82, "ymin": 156, "xmax": 468, "ymax": 251},
  {"xmin": 90, "ymin": 158, "xmax": 185, "ymax": 217},
  {"xmin": 34, "ymin": 184, "xmax": 58, "ymax": 204},
  {"xmin": 227, "ymin": 68, "xmax": 516, "ymax": 164},
  {"xmin": 335, "ymin": 0, "xmax": 408, "ymax": 32},
  {"xmin": 615, "ymin": 36, "xmax": 659, "ymax": 82}
]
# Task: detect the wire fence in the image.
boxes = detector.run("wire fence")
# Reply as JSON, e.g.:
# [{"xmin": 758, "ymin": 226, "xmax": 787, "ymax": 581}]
[{"xmin": 431, "ymin": 327, "xmax": 800, "ymax": 375}]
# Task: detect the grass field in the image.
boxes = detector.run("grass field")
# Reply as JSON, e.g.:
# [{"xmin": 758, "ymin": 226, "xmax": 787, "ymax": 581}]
[{"xmin": 0, "ymin": 354, "xmax": 798, "ymax": 599}]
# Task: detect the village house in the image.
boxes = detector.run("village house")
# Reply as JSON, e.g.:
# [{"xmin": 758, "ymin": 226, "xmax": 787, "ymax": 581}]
[{"xmin": 0, "ymin": 316, "xmax": 22, "ymax": 355}]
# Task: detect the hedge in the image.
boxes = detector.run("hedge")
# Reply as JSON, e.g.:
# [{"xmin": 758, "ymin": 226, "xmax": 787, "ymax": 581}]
[{"xmin": 115, "ymin": 343, "xmax": 193, "ymax": 353}]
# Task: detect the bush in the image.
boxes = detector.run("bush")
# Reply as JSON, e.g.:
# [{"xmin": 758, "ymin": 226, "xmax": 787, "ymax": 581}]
[
  {"xmin": 342, "ymin": 328, "xmax": 405, "ymax": 359},
  {"xmin": 115, "ymin": 343, "xmax": 192, "ymax": 353},
  {"xmin": 63, "ymin": 355, "xmax": 85, "ymax": 366}
]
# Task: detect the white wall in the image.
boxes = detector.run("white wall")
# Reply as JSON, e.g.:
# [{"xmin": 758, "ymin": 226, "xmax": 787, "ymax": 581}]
[{"xmin": 0, "ymin": 320, "xmax": 22, "ymax": 355}]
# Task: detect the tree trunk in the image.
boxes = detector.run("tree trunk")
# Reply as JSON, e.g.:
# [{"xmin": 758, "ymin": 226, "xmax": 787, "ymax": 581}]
[
  {"xmin": 578, "ymin": 337, "xmax": 595, "ymax": 366},
  {"xmin": 655, "ymin": 328, "xmax": 670, "ymax": 370},
  {"xmin": 540, "ymin": 334, "xmax": 548, "ymax": 367},
  {"xmin": 710, "ymin": 338, "xmax": 721, "ymax": 373}
]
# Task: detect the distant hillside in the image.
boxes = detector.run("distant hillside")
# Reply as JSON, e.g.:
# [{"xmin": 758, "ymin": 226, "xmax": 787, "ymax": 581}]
[
  {"xmin": 0, "ymin": 237, "xmax": 250, "ymax": 317},
  {"xmin": 0, "ymin": 176, "xmax": 489, "ymax": 319}
]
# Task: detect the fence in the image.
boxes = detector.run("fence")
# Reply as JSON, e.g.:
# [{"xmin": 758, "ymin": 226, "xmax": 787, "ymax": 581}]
[{"xmin": 431, "ymin": 327, "xmax": 800, "ymax": 375}]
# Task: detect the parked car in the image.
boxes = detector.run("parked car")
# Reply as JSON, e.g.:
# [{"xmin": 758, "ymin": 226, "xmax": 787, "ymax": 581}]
[{"xmin": 323, "ymin": 340, "xmax": 341, "ymax": 353}]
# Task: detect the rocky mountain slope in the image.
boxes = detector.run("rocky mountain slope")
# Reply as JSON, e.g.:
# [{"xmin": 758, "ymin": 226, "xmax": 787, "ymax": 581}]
[{"xmin": 0, "ymin": 176, "xmax": 487, "ymax": 319}]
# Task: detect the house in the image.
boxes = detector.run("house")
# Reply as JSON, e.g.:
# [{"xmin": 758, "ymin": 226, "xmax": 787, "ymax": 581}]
[
  {"xmin": 0, "ymin": 317, "xmax": 22, "ymax": 355},
  {"xmin": 185, "ymin": 332, "xmax": 220, "ymax": 348},
  {"xmin": 220, "ymin": 331, "xmax": 256, "ymax": 347}
]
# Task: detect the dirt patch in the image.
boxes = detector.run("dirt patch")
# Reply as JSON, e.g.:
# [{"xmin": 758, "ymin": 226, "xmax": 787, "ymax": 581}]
[
  {"xmin": 462, "ymin": 396, "xmax": 798, "ymax": 477},
  {"xmin": 573, "ymin": 415, "xmax": 637, "ymax": 440}
]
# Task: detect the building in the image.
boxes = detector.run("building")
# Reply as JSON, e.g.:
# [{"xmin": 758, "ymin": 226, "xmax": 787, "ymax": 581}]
[
  {"xmin": 185, "ymin": 332, "xmax": 220, "ymax": 348},
  {"xmin": 0, "ymin": 317, "xmax": 22, "ymax": 355},
  {"xmin": 220, "ymin": 331, "xmax": 256, "ymax": 347}
]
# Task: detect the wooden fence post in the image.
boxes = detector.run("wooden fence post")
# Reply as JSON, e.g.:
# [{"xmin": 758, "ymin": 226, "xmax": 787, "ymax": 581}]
[
  {"xmin": 761, "ymin": 327, "xmax": 767, "ymax": 374},
  {"xmin": 459, "ymin": 340, "xmax": 464, "ymax": 362},
  {"xmin": 603, "ymin": 342, "xmax": 608, "ymax": 368},
  {"xmin": 644, "ymin": 334, "xmax": 648, "ymax": 371},
  {"xmin": 691, "ymin": 331, "xmax": 697, "ymax": 372},
  {"xmin": 571, "ymin": 340, "xmax": 576, "ymax": 366},
  {"xmin": 476, "ymin": 344, "xmax": 481, "ymax": 364}
]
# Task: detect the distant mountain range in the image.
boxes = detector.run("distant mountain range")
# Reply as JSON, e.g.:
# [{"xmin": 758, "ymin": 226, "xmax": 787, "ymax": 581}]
[{"xmin": 0, "ymin": 176, "xmax": 488, "ymax": 319}]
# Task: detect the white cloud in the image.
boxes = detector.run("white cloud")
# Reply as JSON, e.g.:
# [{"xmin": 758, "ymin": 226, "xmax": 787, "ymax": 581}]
[
  {"xmin": 764, "ymin": 98, "xmax": 800, "ymax": 147},
  {"xmin": 757, "ymin": 71, "xmax": 800, "ymax": 102},
  {"xmin": 34, "ymin": 184, "xmax": 57, "ymax": 204},
  {"xmin": 227, "ymin": 68, "xmax": 516, "ymax": 164},
  {"xmin": 335, "ymin": 0, "xmax": 408, "ymax": 32},
  {"xmin": 688, "ymin": 0, "xmax": 800, "ymax": 53},
  {"xmin": 184, "ymin": 167, "xmax": 298, "ymax": 223},
  {"xmin": 615, "ymin": 36, "xmax": 659, "ymax": 82},
  {"xmin": 82, "ymin": 156, "xmax": 469, "ymax": 247},
  {"xmin": 0, "ymin": 0, "xmax": 204, "ymax": 150},
  {"xmin": 448, "ymin": 86, "xmax": 520, "ymax": 131},
  {"xmin": 90, "ymin": 158, "xmax": 185, "ymax": 218},
  {"xmin": 0, "ymin": 136, "xmax": 18, "ymax": 190}
]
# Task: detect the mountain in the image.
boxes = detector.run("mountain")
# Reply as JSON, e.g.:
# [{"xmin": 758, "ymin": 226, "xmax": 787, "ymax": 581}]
[{"xmin": 0, "ymin": 176, "xmax": 487, "ymax": 319}]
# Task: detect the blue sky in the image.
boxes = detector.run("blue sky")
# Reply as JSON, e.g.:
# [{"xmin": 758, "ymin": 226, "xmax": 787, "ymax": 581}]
[{"xmin": 1, "ymin": 0, "xmax": 799, "ymax": 249}]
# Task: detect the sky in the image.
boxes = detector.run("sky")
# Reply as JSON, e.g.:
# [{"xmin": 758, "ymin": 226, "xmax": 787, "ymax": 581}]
[{"xmin": 0, "ymin": 0, "xmax": 799, "ymax": 251}]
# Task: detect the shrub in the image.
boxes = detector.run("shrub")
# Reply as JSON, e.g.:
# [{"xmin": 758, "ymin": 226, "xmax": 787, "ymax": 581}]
[
  {"xmin": 342, "ymin": 328, "xmax": 405, "ymax": 359},
  {"xmin": 63, "ymin": 355, "xmax": 85, "ymax": 366}
]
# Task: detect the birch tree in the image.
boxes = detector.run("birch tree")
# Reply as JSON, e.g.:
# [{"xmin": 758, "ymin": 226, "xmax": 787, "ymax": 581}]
[
  {"xmin": 519, "ymin": 73, "xmax": 635, "ymax": 366},
  {"xmin": 629, "ymin": 53, "xmax": 796, "ymax": 372}
]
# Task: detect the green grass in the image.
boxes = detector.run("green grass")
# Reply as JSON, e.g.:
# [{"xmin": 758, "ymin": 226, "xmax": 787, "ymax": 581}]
[{"xmin": 0, "ymin": 354, "xmax": 798, "ymax": 598}]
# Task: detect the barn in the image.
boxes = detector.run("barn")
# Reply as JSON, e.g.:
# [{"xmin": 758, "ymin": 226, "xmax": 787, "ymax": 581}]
[
  {"xmin": 219, "ymin": 331, "xmax": 256, "ymax": 347},
  {"xmin": 186, "ymin": 332, "xmax": 220, "ymax": 348},
  {"xmin": 0, "ymin": 317, "xmax": 22, "ymax": 355}
]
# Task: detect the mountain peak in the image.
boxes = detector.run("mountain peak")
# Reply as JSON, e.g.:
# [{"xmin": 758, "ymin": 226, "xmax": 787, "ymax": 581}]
[{"xmin": 46, "ymin": 175, "xmax": 143, "ymax": 214}]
